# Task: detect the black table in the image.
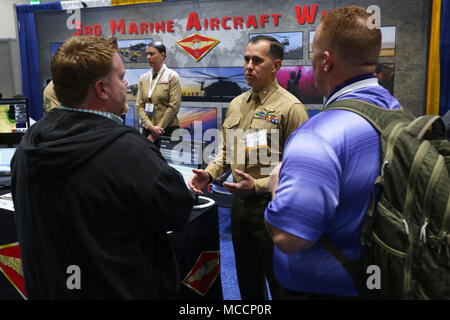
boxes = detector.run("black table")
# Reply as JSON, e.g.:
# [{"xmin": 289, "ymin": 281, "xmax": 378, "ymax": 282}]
[
  {"xmin": 0, "ymin": 193, "xmax": 222, "ymax": 300},
  {"xmin": 169, "ymin": 197, "xmax": 223, "ymax": 300}
]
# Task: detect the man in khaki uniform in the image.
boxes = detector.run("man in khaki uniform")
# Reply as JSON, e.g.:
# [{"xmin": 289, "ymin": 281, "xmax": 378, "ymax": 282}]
[
  {"xmin": 189, "ymin": 35, "xmax": 309, "ymax": 300},
  {"xmin": 136, "ymin": 41, "xmax": 181, "ymax": 147}
]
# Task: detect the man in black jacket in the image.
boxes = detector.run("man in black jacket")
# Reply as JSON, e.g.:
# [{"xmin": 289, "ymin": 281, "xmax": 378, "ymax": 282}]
[{"xmin": 11, "ymin": 36, "xmax": 194, "ymax": 299}]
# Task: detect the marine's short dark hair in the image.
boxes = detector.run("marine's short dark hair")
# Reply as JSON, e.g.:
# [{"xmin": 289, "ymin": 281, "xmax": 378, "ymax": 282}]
[
  {"xmin": 147, "ymin": 41, "xmax": 166, "ymax": 57},
  {"xmin": 249, "ymin": 35, "xmax": 284, "ymax": 61}
]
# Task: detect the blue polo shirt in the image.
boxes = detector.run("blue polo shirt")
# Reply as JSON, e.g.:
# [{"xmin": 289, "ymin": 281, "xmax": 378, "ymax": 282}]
[{"xmin": 264, "ymin": 75, "xmax": 400, "ymax": 296}]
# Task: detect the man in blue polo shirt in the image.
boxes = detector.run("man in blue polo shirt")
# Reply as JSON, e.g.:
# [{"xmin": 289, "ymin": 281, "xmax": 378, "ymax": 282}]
[{"xmin": 264, "ymin": 6, "xmax": 400, "ymax": 298}]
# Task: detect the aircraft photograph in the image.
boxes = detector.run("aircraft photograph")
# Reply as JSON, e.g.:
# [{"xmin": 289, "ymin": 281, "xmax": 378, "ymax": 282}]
[
  {"xmin": 117, "ymin": 39, "xmax": 152, "ymax": 63},
  {"xmin": 276, "ymin": 65, "xmax": 323, "ymax": 104},
  {"xmin": 249, "ymin": 31, "xmax": 303, "ymax": 60},
  {"xmin": 173, "ymin": 67, "xmax": 249, "ymax": 102},
  {"xmin": 124, "ymin": 68, "xmax": 148, "ymax": 100}
]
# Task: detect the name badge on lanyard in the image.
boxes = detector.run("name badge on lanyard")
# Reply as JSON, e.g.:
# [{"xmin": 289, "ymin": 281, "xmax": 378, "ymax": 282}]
[
  {"xmin": 145, "ymin": 64, "xmax": 166, "ymax": 114},
  {"xmin": 246, "ymin": 130, "xmax": 268, "ymax": 151},
  {"xmin": 145, "ymin": 103, "xmax": 154, "ymax": 113}
]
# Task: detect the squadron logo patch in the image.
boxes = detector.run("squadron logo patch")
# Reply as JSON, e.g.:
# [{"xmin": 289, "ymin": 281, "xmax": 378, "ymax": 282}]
[
  {"xmin": 181, "ymin": 250, "xmax": 220, "ymax": 296},
  {"xmin": 0, "ymin": 242, "xmax": 27, "ymax": 299},
  {"xmin": 176, "ymin": 34, "xmax": 220, "ymax": 62}
]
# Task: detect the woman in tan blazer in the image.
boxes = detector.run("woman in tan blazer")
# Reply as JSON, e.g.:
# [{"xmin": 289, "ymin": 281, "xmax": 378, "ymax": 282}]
[{"xmin": 136, "ymin": 41, "xmax": 182, "ymax": 147}]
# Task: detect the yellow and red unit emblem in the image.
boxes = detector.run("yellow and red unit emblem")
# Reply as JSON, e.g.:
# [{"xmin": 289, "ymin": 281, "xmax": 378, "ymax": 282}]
[
  {"xmin": 0, "ymin": 242, "xmax": 27, "ymax": 299},
  {"xmin": 182, "ymin": 250, "xmax": 220, "ymax": 296},
  {"xmin": 176, "ymin": 33, "xmax": 220, "ymax": 62}
]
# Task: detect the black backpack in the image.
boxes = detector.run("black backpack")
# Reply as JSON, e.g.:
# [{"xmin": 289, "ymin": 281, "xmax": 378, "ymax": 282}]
[{"xmin": 320, "ymin": 99, "xmax": 450, "ymax": 300}]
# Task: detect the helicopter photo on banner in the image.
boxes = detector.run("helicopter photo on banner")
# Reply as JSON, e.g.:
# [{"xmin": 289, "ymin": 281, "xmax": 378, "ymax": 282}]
[
  {"xmin": 123, "ymin": 67, "xmax": 248, "ymax": 103},
  {"xmin": 173, "ymin": 67, "xmax": 249, "ymax": 103}
]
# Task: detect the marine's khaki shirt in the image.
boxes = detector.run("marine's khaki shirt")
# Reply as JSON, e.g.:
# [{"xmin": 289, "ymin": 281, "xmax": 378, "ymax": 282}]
[
  {"xmin": 136, "ymin": 67, "xmax": 182, "ymax": 130},
  {"xmin": 43, "ymin": 81, "xmax": 61, "ymax": 112},
  {"xmin": 206, "ymin": 79, "xmax": 309, "ymax": 194}
]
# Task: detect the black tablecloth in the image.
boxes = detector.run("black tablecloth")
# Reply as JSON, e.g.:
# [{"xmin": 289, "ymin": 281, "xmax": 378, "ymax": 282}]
[
  {"xmin": 0, "ymin": 193, "xmax": 222, "ymax": 300},
  {"xmin": 170, "ymin": 202, "xmax": 222, "ymax": 300}
]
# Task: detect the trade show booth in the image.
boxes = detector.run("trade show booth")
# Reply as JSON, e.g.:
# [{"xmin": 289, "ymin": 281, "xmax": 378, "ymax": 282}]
[{"xmin": 1, "ymin": 0, "xmax": 449, "ymax": 301}]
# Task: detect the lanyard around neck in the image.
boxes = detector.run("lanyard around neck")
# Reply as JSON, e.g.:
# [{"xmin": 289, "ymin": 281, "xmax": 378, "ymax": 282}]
[{"xmin": 148, "ymin": 64, "xmax": 167, "ymax": 99}]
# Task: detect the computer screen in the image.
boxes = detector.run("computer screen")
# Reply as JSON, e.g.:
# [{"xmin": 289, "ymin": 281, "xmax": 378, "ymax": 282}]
[
  {"xmin": 0, "ymin": 147, "xmax": 16, "ymax": 173},
  {"xmin": 177, "ymin": 106, "xmax": 217, "ymax": 148},
  {"xmin": 167, "ymin": 162, "xmax": 197, "ymax": 187},
  {"xmin": 124, "ymin": 104, "xmax": 135, "ymax": 128},
  {"xmin": 0, "ymin": 98, "xmax": 30, "ymax": 146},
  {"xmin": 159, "ymin": 136, "xmax": 205, "ymax": 186},
  {"xmin": 0, "ymin": 98, "xmax": 29, "ymax": 134}
]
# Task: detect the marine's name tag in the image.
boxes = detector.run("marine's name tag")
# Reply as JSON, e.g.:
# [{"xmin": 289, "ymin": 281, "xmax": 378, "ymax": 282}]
[
  {"xmin": 145, "ymin": 103, "xmax": 154, "ymax": 113},
  {"xmin": 246, "ymin": 130, "xmax": 267, "ymax": 150}
]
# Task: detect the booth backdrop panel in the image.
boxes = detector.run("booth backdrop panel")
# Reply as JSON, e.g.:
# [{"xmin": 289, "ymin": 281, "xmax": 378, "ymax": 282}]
[{"xmin": 35, "ymin": 0, "xmax": 431, "ymax": 116}]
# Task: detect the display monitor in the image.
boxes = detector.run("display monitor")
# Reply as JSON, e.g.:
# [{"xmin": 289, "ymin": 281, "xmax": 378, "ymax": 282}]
[
  {"xmin": 0, "ymin": 98, "xmax": 30, "ymax": 145},
  {"xmin": 177, "ymin": 106, "xmax": 217, "ymax": 148},
  {"xmin": 0, "ymin": 147, "xmax": 16, "ymax": 174},
  {"xmin": 124, "ymin": 104, "xmax": 135, "ymax": 128},
  {"xmin": 159, "ymin": 136, "xmax": 205, "ymax": 186}
]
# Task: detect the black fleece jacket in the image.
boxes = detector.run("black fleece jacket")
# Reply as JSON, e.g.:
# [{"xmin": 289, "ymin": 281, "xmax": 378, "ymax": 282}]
[{"xmin": 11, "ymin": 109, "xmax": 194, "ymax": 299}]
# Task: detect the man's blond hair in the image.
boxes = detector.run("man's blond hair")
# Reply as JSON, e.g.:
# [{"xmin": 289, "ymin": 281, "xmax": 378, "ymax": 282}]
[{"xmin": 51, "ymin": 36, "xmax": 118, "ymax": 108}]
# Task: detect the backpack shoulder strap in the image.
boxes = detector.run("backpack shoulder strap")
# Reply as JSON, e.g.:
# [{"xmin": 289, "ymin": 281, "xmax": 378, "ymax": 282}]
[
  {"xmin": 320, "ymin": 98, "xmax": 411, "ymax": 292},
  {"xmin": 324, "ymin": 98, "xmax": 415, "ymax": 133},
  {"xmin": 319, "ymin": 235, "xmax": 365, "ymax": 292},
  {"xmin": 319, "ymin": 235, "xmax": 356, "ymax": 275}
]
